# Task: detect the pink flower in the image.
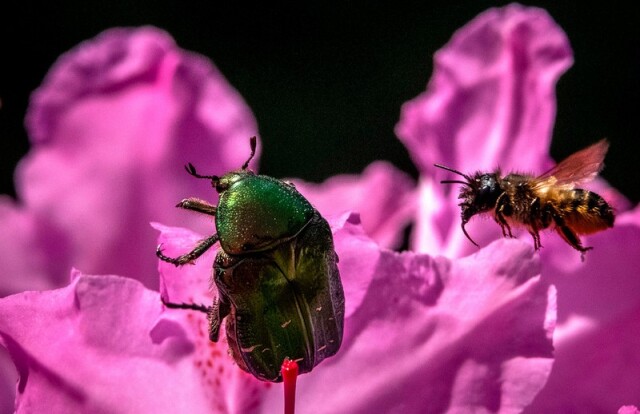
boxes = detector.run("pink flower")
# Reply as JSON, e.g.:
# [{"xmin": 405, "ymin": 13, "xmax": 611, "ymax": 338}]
[
  {"xmin": 0, "ymin": 27, "xmax": 259, "ymax": 295},
  {"xmin": 0, "ymin": 24, "xmax": 416, "ymax": 412},
  {"xmin": 0, "ymin": 214, "xmax": 555, "ymax": 413},
  {"xmin": 1, "ymin": 3, "xmax": 636, "ymax": 413},
  {"xmin": 396, "ymin": 4, "xmax": 572, "ymax": 257},
  {"xmin": 396, "ymin": 4, "xmax": 640, "ymax": 412},
  {"xmin": 0, "ymin": 14, "xmax": 554, "ymax": 412}
]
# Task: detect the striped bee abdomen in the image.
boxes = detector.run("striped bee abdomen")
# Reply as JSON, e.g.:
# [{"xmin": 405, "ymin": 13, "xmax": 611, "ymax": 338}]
[{"xmin": 560, "ymin": 189, "xmax": 615, "ymax": 234}]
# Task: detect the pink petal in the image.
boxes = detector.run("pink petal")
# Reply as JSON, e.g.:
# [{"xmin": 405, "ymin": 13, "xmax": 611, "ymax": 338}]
[
  {"xmin": 153, "ymin": 222, "xmax": 217, "ymax": 307},
  {"xmin": 260, "ymin": 238, "xmax": 556, "ymax": 413},
  {"xmin": 619, "ymin": 407, "xmax": 640, "ymax": 414},
  {"xmin": 396, "ymin": 4, "xmax": 573, "ymax": 255},
  {"xmin": 0, "ymin": 197, "xmax": 68, "ymax": 295},
  {"xmin": 0, "ymin": 350, "xmax": 15, "ymax": 413},
  {"xmin": 396, "ymin": 4, "xmax": 571, "ymax": 174},
  {"xmin": 328, "ymin": 212, "xmax": 379, "ymax": 318},
  {"xmin": 1, "ymin": 26, "xmax": 257, "ymax": 294},
  {"xmin": 524, "ymin": 206, "xmax": 640, "ymax": 412},
  {"xmin": 0, "ymin": 270, "xmax": 268, "ymax": 413},
  {"xmin": 292, "ymin": 161, "xmax": 416, "ymax": 249},
  {"xmin": 1, "ymin": 218, "xmax": 556, "ymax": 413}
]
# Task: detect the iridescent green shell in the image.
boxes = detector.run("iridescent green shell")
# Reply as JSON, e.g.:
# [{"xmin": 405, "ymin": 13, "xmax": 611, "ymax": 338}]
[
  {"xmin": 215, "ymin": 211, "xmax": 344, "ymax": 381},
  {"xmin": 216, "ymin": 172, "xmax": 315, "ymax": 255}
]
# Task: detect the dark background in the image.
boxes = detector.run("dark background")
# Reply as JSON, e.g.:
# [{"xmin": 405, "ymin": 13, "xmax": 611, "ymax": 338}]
[{"xmin": 1, "ymin": 2, "xmax": 638, "ymax": 202}]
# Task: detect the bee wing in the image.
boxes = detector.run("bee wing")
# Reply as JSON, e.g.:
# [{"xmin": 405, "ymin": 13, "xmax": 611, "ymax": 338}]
[{"xmin": 535, "ymin": 139, "xmax": 609, "ymax": 189}]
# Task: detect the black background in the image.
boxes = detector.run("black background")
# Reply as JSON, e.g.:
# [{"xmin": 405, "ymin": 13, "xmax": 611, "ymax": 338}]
[{"xmin": 1, "ymin": 2, "xmax": 638, "ymax": 202}]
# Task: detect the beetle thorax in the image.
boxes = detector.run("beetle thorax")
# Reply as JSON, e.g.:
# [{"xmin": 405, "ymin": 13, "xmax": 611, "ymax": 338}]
[{"xmin": 215, "ymin": 174, "xmax": 315, "ymax": 255}]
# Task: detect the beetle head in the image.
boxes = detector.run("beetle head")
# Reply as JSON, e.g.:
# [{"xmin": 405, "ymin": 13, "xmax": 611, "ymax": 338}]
[{"xmin": 185, "ymin": 136, "xmax": 258, "ymax": 193}]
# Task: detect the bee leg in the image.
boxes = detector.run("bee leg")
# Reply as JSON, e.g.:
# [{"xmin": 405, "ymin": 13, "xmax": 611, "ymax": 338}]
[
  {"xmin": 553, "ymin": 215, "xmax": 593, "ymax": 261},
  {"xmin": 156, "ymin": 234, "xmax": 219, "ymax": 266},
  {"xmin": 528, "ymin": 198, "xmax": 543, "ymax": 250},
  {"xmin": 495, "ymin": 214, "xmax": 514, "ymax": 238},
  {"xmin": 528, "ymin": 229, "xmax": 542, "ymax": 250},
  {"xmin": 494, "ymin": 194, "xmax": 514, "ymax": 238},
  {"xmin": 208, "ymin": 295, "xmax": 231, "ymax": 342},
  {"xmin": 177, "ymin": 198, "xmax": 217, "ymax": 216},
  {"xmin": 461, "ymin": 220, "xmax": 480, "ymax": 247}
]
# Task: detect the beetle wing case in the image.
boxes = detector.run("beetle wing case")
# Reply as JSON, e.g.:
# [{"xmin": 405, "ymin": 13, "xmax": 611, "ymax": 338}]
[
  {"xmin": 214, "ymin": 211, "xmax": 344, "ymax": 382},
  {"xmin": 160, "ymin": 139, "xmax": 346, "ymax": 383}
]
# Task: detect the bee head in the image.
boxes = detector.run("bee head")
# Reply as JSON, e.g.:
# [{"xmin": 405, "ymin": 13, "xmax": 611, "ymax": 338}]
[
  {"xmin": 434, "ymin": 164, "xmax": 503, "ymax": 247},
  {"xmin": 459, "ymin": 172, "xmax": 502, "ymax": 219}
]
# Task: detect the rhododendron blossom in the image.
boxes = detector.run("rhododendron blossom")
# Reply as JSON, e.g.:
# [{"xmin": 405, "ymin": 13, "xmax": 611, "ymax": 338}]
[
  {"xmin": 394, "ymin": 5, "xmax": 640, "ymax": 412},
  {"xmin": 0, "ymin": 215, "xmax": 555, "ymax": 413},
  {"xmin": 1, "ymin": 3, "xmax": 638, "ymax": 413}
]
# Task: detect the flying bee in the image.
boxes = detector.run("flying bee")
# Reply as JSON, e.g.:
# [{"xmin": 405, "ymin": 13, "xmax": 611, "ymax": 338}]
[{"xmin": 435, "ymin": 139, "xmax": 615, "ymax": 260}]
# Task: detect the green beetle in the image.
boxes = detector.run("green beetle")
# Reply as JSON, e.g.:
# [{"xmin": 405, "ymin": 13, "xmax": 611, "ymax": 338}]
[{"xmin": 157, "ymin": 137, "xmax": 345, "ymax": 382}]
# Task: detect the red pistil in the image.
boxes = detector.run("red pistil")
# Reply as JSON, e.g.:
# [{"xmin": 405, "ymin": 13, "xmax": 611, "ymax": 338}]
[{"xmin": 281, "ymin": 358, "xmax": 299, "ymax": 414}]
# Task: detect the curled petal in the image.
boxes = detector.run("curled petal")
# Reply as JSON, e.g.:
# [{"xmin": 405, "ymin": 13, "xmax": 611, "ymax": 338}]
[
  {"xmin": 396, "ymin": 4, "xmax": 571, "ymax": 175},
  {"xmin": 329, "ymin": 212, "xmax": 380, "ymax": 318},
  {"xmin": 261, "ymin": 238, "xmax": 556, "ymax": 413},
  {"xmin": 0, "ymin": 271, "xmax": 268, "ymax": 414},
  {"xmin": 1, "ymin": 26, "xmax": 257, "ymax": 293},
  {"xmin": 1, "ymin": 220, "xmax": 556, "ymax": 413},
  {"xmin": 396, "ymin": 4, "xmax": 573, "ymax": 255}
]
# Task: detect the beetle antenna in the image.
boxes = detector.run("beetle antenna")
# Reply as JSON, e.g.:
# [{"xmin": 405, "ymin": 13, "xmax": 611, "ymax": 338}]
[
  {"xmin": 434, "ymin": 164, "xmax": 472, "ymax": 181},
  {"xmin": 185, "ymin": 163, "xmax": 220, "ymax": 185},
  {"xmin": 241, "ymin": 136, "xmax": 258, "ymax": 170}
]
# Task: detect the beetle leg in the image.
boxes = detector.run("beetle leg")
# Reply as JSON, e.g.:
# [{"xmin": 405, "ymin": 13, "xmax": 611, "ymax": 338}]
[
  {"xmin": 156, "ymin": 234, "xmax": 219, "ymax": 266},
  {"xmin": 161, "ymin": 296, "xmax": 210, "ymax": 314},
  {"xmin": 209, "ymin": 296, "xmax": 231, "ymax": 342},
  {"xmin": 160, "ymin": 294, "xmax": 231, "ymax": 342},
  {"xmin": 177, "ymin": 198, "xmax": 217, "ymax": 216}
]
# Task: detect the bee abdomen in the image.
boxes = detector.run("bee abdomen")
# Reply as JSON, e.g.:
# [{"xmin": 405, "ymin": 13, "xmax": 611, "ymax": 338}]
[{"xmin": 561, "ymin": 189, "xmax": 615, "ymax": 234}]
